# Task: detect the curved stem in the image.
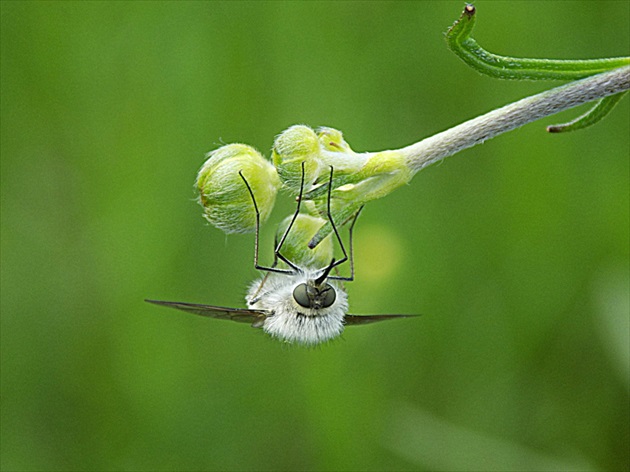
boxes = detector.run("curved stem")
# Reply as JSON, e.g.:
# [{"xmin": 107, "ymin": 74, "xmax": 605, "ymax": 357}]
[
  {"xmin": 400, "ymin": 66, "xmax": 630, "ymax": 174},
  {"xmin": 446, "ymin": 4, "xmax": 629, "ymax": 81}
]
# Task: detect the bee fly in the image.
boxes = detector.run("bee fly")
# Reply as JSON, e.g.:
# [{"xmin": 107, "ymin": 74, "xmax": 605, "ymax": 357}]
[{"xmin": 146, "ymin": 163, "xmax": 417, "ymax": 345}]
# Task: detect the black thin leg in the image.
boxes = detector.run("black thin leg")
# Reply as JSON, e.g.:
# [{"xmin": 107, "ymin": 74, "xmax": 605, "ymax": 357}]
[
  {"xmin": 328, "ymin": 205, "xmax": 362, "ymax": 282},
  {"xmin": 325, "ymin": 166, "xmax": 348, "ymax": 269},
  {"xmin": 238, "ymin": 171, "xmax": 293, "ymax": 275},
  {"xmin": 339, "ymin": 205, "xmax": 363, "ymax": 282},
  {"xmin": 272, "ymin": 161, "xmax": 307, "ymax": 272},
  {"xmin": 320, "ymin": 165, "xmax": 363, "ymax": 282}
]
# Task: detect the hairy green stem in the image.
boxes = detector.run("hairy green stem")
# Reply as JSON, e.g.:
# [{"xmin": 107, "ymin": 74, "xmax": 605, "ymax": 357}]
[{"xmin": 400, "ymin": 66, "xmax": 630, "ymax": 173}]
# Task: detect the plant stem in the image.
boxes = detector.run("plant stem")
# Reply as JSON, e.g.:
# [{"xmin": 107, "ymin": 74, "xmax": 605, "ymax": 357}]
[
  {"xmin": 446, "ymin": 4, "xmax": 630, "ymax": 81},
  {"xmin": 401, "ymin": 66, "xmax": 630, "ymax": 174}
]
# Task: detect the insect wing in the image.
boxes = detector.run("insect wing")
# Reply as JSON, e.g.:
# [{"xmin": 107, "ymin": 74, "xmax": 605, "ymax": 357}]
[
  {"xmin": 344, "ymin": 314, "xmax": 419, "ymax": 325},
  {"xmin": 145, "ymin": 299, "xmax": 267, "ymax": 326}
]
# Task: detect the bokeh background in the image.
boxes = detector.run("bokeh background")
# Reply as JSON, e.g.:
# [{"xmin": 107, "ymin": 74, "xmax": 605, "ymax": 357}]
[{"xmin": 1, "ymin": 1, "xmax": 628, "ymax": 471}]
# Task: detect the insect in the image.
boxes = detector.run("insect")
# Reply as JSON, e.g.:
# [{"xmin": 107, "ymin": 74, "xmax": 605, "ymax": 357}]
[{"xmin": 146, "ymin": 163, "xmax": 416, "ymax": 345}]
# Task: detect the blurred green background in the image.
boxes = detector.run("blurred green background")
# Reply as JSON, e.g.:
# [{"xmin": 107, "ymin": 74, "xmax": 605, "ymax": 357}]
[{"xmin": 1, "ymin": 1, "xmax": 628, "ymax": 471}]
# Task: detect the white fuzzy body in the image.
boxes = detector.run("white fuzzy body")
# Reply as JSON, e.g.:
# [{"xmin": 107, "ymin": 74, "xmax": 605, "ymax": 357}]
[{"xmin": 247, "ymin": 270, "xmax": 348, "ymax": 345}]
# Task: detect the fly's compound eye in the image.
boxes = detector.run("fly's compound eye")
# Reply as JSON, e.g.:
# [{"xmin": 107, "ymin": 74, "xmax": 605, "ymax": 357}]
[
  {"xmin": 293, "ymin": 283, "xmax": 312, "ymax": 309},
  {"xmin": 320, "ymin": 283, "xmax": 336, "ymax": 308},
  {"xmin": 292, "ymin": 283, "xmax": 337, "ymax": 309}
]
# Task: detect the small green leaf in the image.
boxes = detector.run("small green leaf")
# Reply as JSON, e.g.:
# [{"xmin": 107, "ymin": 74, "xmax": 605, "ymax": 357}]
[{"xmin": 547, "ymin": 92, "xmax": 627, "ymax": 133}]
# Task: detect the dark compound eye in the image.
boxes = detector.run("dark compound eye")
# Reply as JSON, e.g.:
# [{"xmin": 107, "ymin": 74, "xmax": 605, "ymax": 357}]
[
  {"xmin": 293, "ymin": 283, "xmax": 312, "ymax": 308},
  {"xmin": 292, "ymin": 283, "xmax": 337, "ymax": 309},
  {"xmin": 320, "ymin": 284, "xmax": 336, "ymax": 308}
]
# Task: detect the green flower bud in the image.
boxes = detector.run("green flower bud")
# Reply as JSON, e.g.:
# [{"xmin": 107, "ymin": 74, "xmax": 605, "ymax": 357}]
[
  {"xmin": 196, "ymin": 144, "xmax": 280, "ymax": 234},
  {"xmin": 306, "ymin": 150, "xmax": 412, "ymax": 248},
  {"xmin": 316, "ymin": 126, "xmax": 368, "ymax": 175},
  {"xmin": 275, "ymin": 214, "xmax": 333, "ymax": 269},
  {"xmin": 272, "ymin": 125, "xmax": 322, "ymax": 192},
  {"xmin": 317, "ymin": 127, "xmax": 354, "ymax": 154}
]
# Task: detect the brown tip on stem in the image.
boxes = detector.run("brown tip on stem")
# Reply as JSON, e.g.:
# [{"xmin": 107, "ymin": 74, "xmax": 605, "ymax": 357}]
[
  {"xmin": 465, "ymin": 4, "xmax": 475, "ymax": 16},
  {"xmin": 546, "ymin": 125, "xmax": 561, "ymax": 133}
]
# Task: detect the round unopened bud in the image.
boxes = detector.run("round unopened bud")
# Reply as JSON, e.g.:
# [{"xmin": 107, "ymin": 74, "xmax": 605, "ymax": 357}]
[
  {"xmin": 196, "ymin": 144, "xmax": 280, "ymax": 234},
  {"xmin": 272, "ymin": 125, "xmax": 322, "ymax": 192},
  {"xmin": 276, "ymin": 214, "xmax": 333, "ymax": 269}
]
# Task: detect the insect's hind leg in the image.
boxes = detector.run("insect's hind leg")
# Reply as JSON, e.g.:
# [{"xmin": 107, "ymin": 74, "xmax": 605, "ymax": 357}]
[
  {"xmin": 271, "ymin": 161, "xmax": 308, "ymax": 271},
  {"xmin": 238, "ymin": 170, "xmax": 293, "ymax": 276},
  {"xmin": 322, "ymin": 165, "xmax": 363, "ymax": 282},
  {"xmin": 339, "ymin": 205, "xmax": 363, "ymax": 282}
]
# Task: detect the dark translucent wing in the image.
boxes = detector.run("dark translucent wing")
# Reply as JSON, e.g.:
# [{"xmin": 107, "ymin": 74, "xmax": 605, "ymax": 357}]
[
  {"xmin": 145, "ymin": 299, "xmax": 268, "ymax": 326},
  {"xmin": 344, "ymin": 314, "xmax": 420, "ymax": 326}
]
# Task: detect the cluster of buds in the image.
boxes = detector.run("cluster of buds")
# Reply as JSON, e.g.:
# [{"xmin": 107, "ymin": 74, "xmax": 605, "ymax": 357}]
[{"xmin": 195, "ymin": 125, "xmax": 412, "ymax": 255}]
